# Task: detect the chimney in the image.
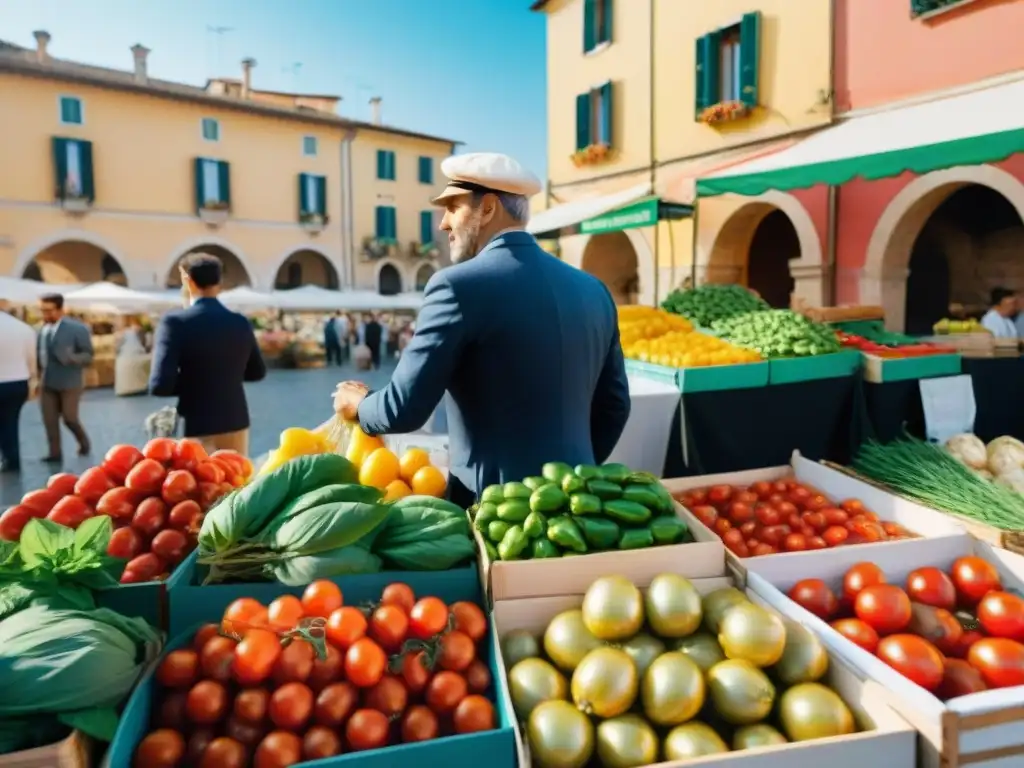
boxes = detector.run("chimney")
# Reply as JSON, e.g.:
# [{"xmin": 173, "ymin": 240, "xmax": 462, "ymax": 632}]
[
  {"xmin": 130, "ymin": 44, "xmax": 150, "ymax": 84},
  {"xmin": 240, "ymin": 57, "xmax": 256, "ymax": 99},
  {"xmin": 369, "ymin": 96, "xmax": 382, "ymax": 125},
  {"xmin": 32, "ymin": 30, "xmax": 50, "ymax": 63}
]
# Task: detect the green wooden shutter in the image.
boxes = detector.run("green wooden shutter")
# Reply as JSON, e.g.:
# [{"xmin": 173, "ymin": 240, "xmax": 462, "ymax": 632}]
[
  {"xmin": 600, "ymin": 0, "xmax": 613, "ymax": 44},
  {"xmin": 599, "ymin": 82, "xmax": 613, "ymax": 147},
  {"xmin": 218, "ymin": 161, "xmax": 231, "ymax": 207},
  {"xmin": 420, "ymin": 211, "xmax": 433, "ymax": 244},
  {"xmin": 583, "ymin": 0, "xmax": 596, "ymax": 52},
  {"xmin": 79, "ymin": 140, "xmax": 95, "ymax": 202},
  {"xmin": 52, "ymin": 138, "xmax": 68, "ymax": 199},
  {"xmin": 388, "ymin": 152, "xmax": 396, "ymax": 180},
  {"xmin": 376, "ymin": 150, "xmax": 385, "ymax": 179},
  {"xmin": 739, "ymin": 12, "xmax": 761, "ymax": 108},
  {"xmin": 298, "ymin": 173, "xmax": 308, "ymax": 216},
  {"xmin": 695, "ymin": 33, "xmax": 721, "ymax": 117},
  {"xmin": 317, "ymin": 175, "xmax": 327, "ymax": 215},
  {"xmin": 374, "ymin": 206, "xmax": 384, "ymax": 238},
  {"xmin": 193, "ymin": 157, "xmax": 204, "ymax": 212},
  {"xmin": 576, "ymin": 92, "xmax": 592, "ymax": 150},
  {"xmin": 388, "ymin": 207, "xmax": 398, "ymax": 240}
]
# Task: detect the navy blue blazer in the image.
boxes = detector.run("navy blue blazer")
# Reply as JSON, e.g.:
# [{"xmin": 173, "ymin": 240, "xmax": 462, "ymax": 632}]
[
  {"xmin": 149, "ymin": 297, "xmax": 267, "ymax": 436},
  {"xmin": 358, "ymin": 231, "xmax": 631, "ymax": 501}
]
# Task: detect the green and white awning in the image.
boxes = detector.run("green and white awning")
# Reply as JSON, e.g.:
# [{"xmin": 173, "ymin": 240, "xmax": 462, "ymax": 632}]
[
  {"xmin": 697, "ymin": 77, "xmax": 1024, "ymax": 197},
  {"xmin": 529, "ymin": 183, "xmax": 692, "ymax": 239}
]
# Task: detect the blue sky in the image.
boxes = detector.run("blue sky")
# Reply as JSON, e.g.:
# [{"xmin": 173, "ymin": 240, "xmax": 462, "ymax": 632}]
[{"xmin": 0, "ymin": 0, "xmax": 549, "ymax": 177}]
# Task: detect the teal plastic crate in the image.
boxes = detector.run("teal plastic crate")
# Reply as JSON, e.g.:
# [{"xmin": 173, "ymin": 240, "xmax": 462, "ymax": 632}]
[
  {"xmin": 768, "ymin": 350, "xmax": 861, "ymax": 385},
  {"xmin": 679, "ymin": 361, "xmax": 769, "ymax": 392},
  {"xmin": 862, "ymin": 352, "xmax": 962, "ymax": 383},
  {"xmin": 625, "ymin": 358, "xmax": 769, "ymax": 392},
  {"xmin": 624, "ymin": 359, "xmax": 680, "ymax": 388},
  {"xmin": 168, "ymin": 551, "xmax": 481, "ymax": 637},
  {"xmin": 109, "ymin": 563, "xmax": 517, "ymax": 768},
  {"xmin": 95, "ymin": 554, "xmax": 192, "ymax": 630}
]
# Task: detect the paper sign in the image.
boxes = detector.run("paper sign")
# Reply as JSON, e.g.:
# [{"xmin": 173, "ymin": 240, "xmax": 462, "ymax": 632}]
[{"xmin": 919, "ymin": 374, "xmax": 976, "ymax": 444}]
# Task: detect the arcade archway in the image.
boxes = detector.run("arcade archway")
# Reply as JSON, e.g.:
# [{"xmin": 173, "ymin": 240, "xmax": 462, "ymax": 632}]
[{"xmin": 581, "ymin": 231, "xmax": 638, "ymax": 305}]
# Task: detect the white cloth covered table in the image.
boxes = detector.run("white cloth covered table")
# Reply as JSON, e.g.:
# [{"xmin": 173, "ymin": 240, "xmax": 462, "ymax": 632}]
[{"xmin": 605, "ymin": 375, "xmax": 681, "ymax": 477}]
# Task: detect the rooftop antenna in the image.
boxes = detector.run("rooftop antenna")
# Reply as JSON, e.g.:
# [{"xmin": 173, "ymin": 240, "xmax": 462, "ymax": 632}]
[{"xmin": 206, "ymin": 25, "xmax": 234, "ymax": 75}]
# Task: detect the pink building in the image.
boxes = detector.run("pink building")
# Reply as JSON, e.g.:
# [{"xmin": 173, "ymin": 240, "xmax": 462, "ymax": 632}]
[{"xmin": 697, "ymin": 0, "xmax": 1024, "ymax": 331}]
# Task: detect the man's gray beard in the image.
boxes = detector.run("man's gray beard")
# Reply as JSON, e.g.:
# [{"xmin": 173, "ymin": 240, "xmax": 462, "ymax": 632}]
[{"xmin": 450, "ymin": 216, "xmax": 483, "ymax": 263}]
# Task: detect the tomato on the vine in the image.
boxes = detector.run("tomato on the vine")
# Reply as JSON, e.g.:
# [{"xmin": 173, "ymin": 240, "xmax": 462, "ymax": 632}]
[
  {"xmin": 346, "ymin": 709, "xmax": 390, "ymax": 751},
  {"xmin": 222, "ymin": 597, "xmax": 268, "ymax": 635},
  {"xmin": 344, "ymin": 637, "xmax": 387, "ymax": 688},
  {"xmin": 326, "ymin": 607, "xmax": 367, "ymax": 650},
  {"xmin": 401, "ymin": 704, "xmax": 439, "ymax": 742},
  {"xmin": 268, "ymin": 682, "xmax": 314, "ymax": 731},
  {"xmin": 409, "ymin": 597, "xmax": 449, "ymax": 639},
  {"xmin": 401, "ymin": 650, "xmax": 432, "ymax": 694},
  {"xmin": 233, "ymin": 688, "xmax": 270, "ymax": 724},
  {"xmin": 201, "ymin": 636, "xmax": 239, "ymax": 682},
  {"xmin": 271, "ymin": 639, "xmax": 315, "ymax": 685},
  {"xmin": 302, "ymin": 580, "xmax": 343, "ymax": 618},
  {"xmin": 438, "ymin": 630, "xmax": 476, "ymax": 671},
  {"xmin": 363, "ymin": 674, "xmax": 408, "ymax": 716},
  {"xmin": 380, "ymin": 582, "xmax": 416, "ymax": 613},
  {"xmin": 876, "ymin": 634, "xmax": 944, "ymax": 691},
  {"xmin": 313, "ymin": 681, "xmax": 358, "ymax": 727},
  {"xmin": 307, "ymin": 644, "xmax": 343, "ymax": 692},
  {"xmin": 450, "ymin": 601, "xmax": 487, "ymax": 642},
  {"xmin": 425, "ymin": 670, "xmax": 468, "ymax": 714},
  {"xmin": 369, "ymin": 605, "xmax": 409, "ymax": 651},
  {"xmin": 267, "ymin": 595, "xmax": 305, "ymax": 631},
  {"xmin": 453, "ymin": 694, "xmax": 496, "ymax": 734},
  {"xmin": 232, "ymin": 628, "xmax": 282, "ymax": 685}
]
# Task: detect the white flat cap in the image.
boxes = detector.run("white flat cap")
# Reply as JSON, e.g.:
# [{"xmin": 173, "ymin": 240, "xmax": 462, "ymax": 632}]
[{"xmin": 431, "ymin": 152, "xmax": 542, "ymax": 206}]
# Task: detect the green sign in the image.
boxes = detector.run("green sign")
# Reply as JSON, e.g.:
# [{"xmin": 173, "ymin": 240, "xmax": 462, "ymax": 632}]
[{"xmin": 580, "ymin": 197, "xmax": 659, "ymax": 235}]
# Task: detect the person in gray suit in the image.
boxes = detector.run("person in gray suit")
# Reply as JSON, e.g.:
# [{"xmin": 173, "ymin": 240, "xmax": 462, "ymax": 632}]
[
  {"xmin": 37, "ymin": 293, "xmax": 93, "ymax": 462},
  {"xmin": 333, "ymin": 153, "xmax": 631, "ymax": 508}
]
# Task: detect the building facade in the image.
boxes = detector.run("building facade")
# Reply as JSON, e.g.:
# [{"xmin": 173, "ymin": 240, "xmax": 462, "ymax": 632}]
[
  {"xmin": 0, "ymin": 32, "xmax": 456, "ymax": 296},
  {"xmin": 830, "ymin": 0, "xmax": 1024, "ymax": 331},
  {"xmin": 529, "ymin": 0, "xmax": 833, "ymax": 307}
]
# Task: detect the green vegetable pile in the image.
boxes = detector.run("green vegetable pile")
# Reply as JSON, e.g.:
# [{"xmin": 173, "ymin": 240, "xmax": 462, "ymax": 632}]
[
  {"xmin": 712, "ymin": 310, "xmax": 841, "ymax": 358},
  {"xmin": 853, "ymin": 435, "xmax": 1024, "ymax": 531},
  {"xmin": 661, "ymin": 284, "xmax": 769, "ymax": 327},
  {"xmin": 0, "ymin": 517, "xmax": 162, "ymax": 754},
  {"xmin": 472, "ymin": 462, "xmax": 692, "ymax": 561},
  {"xmin": 199, "ymin": 454, "xmax": 475, "ymax": 584}
]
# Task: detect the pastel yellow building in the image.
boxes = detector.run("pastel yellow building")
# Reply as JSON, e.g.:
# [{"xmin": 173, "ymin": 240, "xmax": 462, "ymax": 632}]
[
  {"xmin": 529, "ymin": 0, "xmax": 833, "ymax": 307},
  {"xmin": 0, "ymin": 31, "xmax": 456, "ymax": 297}
]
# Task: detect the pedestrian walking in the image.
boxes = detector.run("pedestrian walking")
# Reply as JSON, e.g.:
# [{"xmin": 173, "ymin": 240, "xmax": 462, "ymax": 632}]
[
  {"xmin": 0, "ymin": 309, "xmax": 37, "ymax": 472},
  {"xmin": 37, "ymin": 293, "xmax": 93, "ymax": 462}
]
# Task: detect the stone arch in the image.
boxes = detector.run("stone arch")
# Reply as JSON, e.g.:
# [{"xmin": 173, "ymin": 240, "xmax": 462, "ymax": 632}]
[
  {"xmin": 412, "ymin": 262, "xmax": 436, "ymax": 291},
  {"xmin": 377, "ymin": 261, "xmax": 403, "ymax": 295},
  {"xmin": 375, "ymin": 259, "xmax": 404, "ymax": 295},
  {"xmin": 14, "ymin": 228, "xmax": 132, "ymax": 284},
  {"xmin": 862, "ymin": 164, "xmax": 1024, "ymax": 330},
  {"xmin": 699, "ymin": 190, "xmax": 824, "ymax": 304},
  {"xmin": 271, "ymin": 246, "xmax": 340, "ymax": 289},
  {"xmin": 269, "ymin": 245, "xmax": 341, "ymax": 290},
  {"xmin": 163, "ymin": 236, "xmax": 254, "ymax": 289},
  {"xmin": 582, "ymin": 231, "xmax": 640, "ymax": 305}
]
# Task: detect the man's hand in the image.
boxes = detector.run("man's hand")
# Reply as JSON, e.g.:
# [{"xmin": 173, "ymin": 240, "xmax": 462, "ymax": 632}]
[
  {"xmin": 333, "ymin": 381, "xmax": 369, "ymax": 421},
  {"xmin": 28, "ymin": 381, "xmax": 39, "ymax": 401}
]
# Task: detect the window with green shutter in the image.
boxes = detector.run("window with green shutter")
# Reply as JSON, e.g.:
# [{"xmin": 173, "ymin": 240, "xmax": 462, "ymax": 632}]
[
  {"xmin": 583, "ymin": 0, "xmax": 613, "ymax": 53},
  {"xmin": 201, "ymin": 117, "xmax": 220, "ymax": 142},
  {"xmin": 694, "ymin": 11, "xmax": 761, "ymax": 122},
  {"xmin": 375, "ymin": 206, "xmax": 397, "ymax": 241},
  {"xmin": 376, "ymin": 149, "xmax": 396, "ymax": 180},
  {"xmin": 194, "ymin": 158, "xmax": 230, "ymax": 210},
  {"xmin": 576, "ymin": 93, "xmax": 591, "ymax": 150},
  {"xmin": 51, "ymin": 137, "xmax": 94, "ymax": 201},
  {"xmin": 419, "ymin": 211, "xmax": 434, "ymax": 244},
  {"xmin": 298, "ymin": 173, "xmax": 327, "ymax": 218},
  {"xmin": 575, "ymin": 82, "xmax": 614, "ymax": 150},
  {"xmin": 418, "ymin": 156, "xmax": 433, "ymax": 184},
  {"xmin": 59, "ymin": 96, "xmax": 83, "ymax": 125},
  {"xmin": 302, "ymin": 135, "xmax": 318, "ymax": 156}
]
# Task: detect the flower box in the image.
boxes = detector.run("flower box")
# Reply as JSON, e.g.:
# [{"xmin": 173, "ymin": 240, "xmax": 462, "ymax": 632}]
[
  {"xmin": 570, "ymin": 142, "xmax": 613, "ymax": 168},
  {"xmin": 698, "ymin": 100, "xmax": 751, "ymax": 126}
]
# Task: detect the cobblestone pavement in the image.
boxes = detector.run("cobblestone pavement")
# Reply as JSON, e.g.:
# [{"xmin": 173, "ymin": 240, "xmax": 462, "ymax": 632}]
[{"xmin": 0, "ymin": 361, "xmax": 406, "ymax": 506}]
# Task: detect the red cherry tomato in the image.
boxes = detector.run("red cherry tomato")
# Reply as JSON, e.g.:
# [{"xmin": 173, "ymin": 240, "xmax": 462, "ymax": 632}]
[
  {"xmin": 46, "ymin": 473, "xmax": 79, "ymax": 496},
  {"xmin": 950, "ymin": 556, "xmax": 1002, "ymax": 606},
  {"xmin": 831, "ymin": 618, "xmax": 880, "ymax": 654},
  {"xmin": 842, "ymin": 562, "xmax": 886, "ymax": 600},
  {"xmin": 74, "ymin": 467, "xmax": 115, "ymax": 504},
  {"xmin": 102, "ymin": 444, "xmax": 144, "ymax": 483},
  {"xmin": 126, "ymin": 459, "xmax": 168, "ymax": 495},
  {"xmin": 855, "ymin": 585, "xmax": 912, "ymax": 635},
  {"xmin": 976, "ymin": 591, "xmax": 1024, "ymax": 642},
  {"xmin": 95, "ymin": 487, "xmax": 139, "ymax": 521},
  {"xmin": 787, "ymin": 578, "xmax": 839, "ymax": 621},
  {"xmin": 46, "ymin": 496, "xmax": 94, "ymax": 528}
]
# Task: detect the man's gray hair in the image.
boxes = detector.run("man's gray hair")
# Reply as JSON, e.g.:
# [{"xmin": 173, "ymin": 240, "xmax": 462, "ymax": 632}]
[{"xmin": 472, "ymin": 191, "xmax": 530, "ymax": 224}]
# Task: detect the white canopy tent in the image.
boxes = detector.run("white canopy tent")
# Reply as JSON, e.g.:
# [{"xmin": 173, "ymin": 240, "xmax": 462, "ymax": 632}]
[
  {"xmin": 0, "ymin": 277, "xmax": 83, "ymax": 304},
  {"xmin": 62, "ymin": 282, "xmax": 179, "ymax": 314},
  {"xmin": 269, "ymin": 286, "xmax": 424, "ymax": 312},
  {"xmin": 217, "ymin": 286, "xmax": 277, "ymax": 310}
]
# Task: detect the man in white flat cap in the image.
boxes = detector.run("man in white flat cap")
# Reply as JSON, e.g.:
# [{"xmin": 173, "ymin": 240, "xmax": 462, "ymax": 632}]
[{"xmin": 333, "ymin": 152, "xmax": 630, "ymax": 507}]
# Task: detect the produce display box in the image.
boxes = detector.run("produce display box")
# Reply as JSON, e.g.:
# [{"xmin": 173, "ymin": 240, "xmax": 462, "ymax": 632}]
[
  {"xmin": 109, "ymin": 563, "xmax": 518, "ymax": 768},
  {"xmin": 625, "ymin": 359, "xmax": 770, "ymax": 393},
  {"xmin": 664, "ymin": 451, "xmax": 969, "ymax": 587},
  {"xmin": 0, "ymin": 731, "xmax": 91, "ymax": 768},
  {"xmin": 861, "ymin": 352, "xmax": 962, "ymax": 383},
  {"xmin": 167, "ymin": 550, "xmax": 480, "ymax": 637},
  {"xmin": 767, "ymin": 350, "xmax": 861, "ymax": 385},
  {"xmin": 94, "ymin": 557, "xmax": 192, "ymax": 630},
  {"xmin": 473, "ymin": 508, "xmax": 725, "ymax": 603},
  {"xmin": 493, "ymin": 566, "xmax": 915, "ymax": 768},
  {"xmin": 744, "ymin": 537, "xmax": 1024, "ymax": 768},
  {"xmin": 821, "ymin": 461, "xmax": 1024, "ymax": 557}
]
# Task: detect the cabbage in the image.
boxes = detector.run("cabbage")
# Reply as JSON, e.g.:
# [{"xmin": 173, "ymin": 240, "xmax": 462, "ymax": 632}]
[
  {"xmin": 0, "ymin": 603, "xmax": 162, "ymax": 744},
  {"xmin": 945, "ymin": 433, "xmax": 988, "ymax": 469}
]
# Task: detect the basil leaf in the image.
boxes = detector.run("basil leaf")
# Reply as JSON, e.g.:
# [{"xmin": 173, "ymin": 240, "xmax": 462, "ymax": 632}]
[
  {"xmin": 19, "ymin": 519, "xmax": 74, "ymax": 568},
  {"xmin": 73, "ymin": 516, "xmax": 113, "ymax": 558},
  {"xmin": 0, "ymin": 540, "xmax": 19, "ymax": 567},
  {"xmin": 70, "ymin": 567, "xmax": 121, "ymax": 590}
]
